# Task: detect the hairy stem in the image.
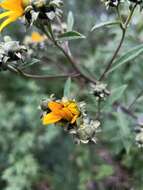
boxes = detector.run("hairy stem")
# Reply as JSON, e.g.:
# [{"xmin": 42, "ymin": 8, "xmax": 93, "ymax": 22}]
[
  {"xmin": 99, "ymin": 3, "xmax": 137, "ymax": 81},
  {"xmin": 128, "ymin": 88, "xmax": 143, "ymax": 109},
  {"xmin": 99, "ymin": 29, "xmax": 125, "ymax": 81},
  {"xmin": 47, "ymin": 23, "xmax": 98, "ymax": 84},
  {"xmin": 7, "ymin": 65, "xmax": 80, "ymax": 80}
]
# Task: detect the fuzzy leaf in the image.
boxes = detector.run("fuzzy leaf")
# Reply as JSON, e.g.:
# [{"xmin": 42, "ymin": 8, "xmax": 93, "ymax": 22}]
[
  {"xmin": 95, "ymin": 164, "xmax": 114, "ymax": 180},
  {"xmin": 67, "ymin": 11, "xmax": 74, "ymax": 31},
  {"xmin": 91, "ymin": 21, "xmax": 120, "ymax": 32},
  {"xmin": 57, "ymin": 31, "xmax": 86, "ymax": 41},
  {"xmin": 20, "ymin": 59, "xmax": 40, "ymax": 69},
  {"xmin": 116, "ymin": 108, "xmax": 132, "ymax": 153},
  {"xmin": 64, "ymin": 77, "xmax": 71, "ymax": 98},
  {"xmin": 108, "ymin": 44, "xmax": 143, "ymax": 74},
  {"xmin": 110, "ymin": 84, "xmax": 128, "ymax": 104}
]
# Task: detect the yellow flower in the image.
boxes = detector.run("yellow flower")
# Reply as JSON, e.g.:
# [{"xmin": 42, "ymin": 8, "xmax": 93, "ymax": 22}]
[
  {"xmin": 0, "ymin": 0, "xmax": 30, "ymax": 31},
  {"xmin": 42, "ymin": 100, "xmax": 80, "ymax": 125},
  {"xmin": 31, "ymin": 32, "xmax": 46, "ymax": 43}
]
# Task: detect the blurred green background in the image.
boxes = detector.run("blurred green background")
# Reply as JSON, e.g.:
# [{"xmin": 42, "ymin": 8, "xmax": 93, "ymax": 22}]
[{"xmin": 1, "ymin": 0, "xmax": 143, "ymax": 190}]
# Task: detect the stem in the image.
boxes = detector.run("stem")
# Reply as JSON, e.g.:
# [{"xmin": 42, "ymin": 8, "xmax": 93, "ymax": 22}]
[
  {"xmin": 55, "ymin": 42, "xmax": 97, "ymax": 84},
  {"xmin": 96, "ymin": 99, "xmax": 101, "ymax": 119},
  {"xmin": 114, "ymin": 102, "xmax": 137, "ymax": 119},
  {"xmin": 128, "ymin": 88, "xmax": 143, "ymax": 109},
  {"xmin": 99, "ymin": 3, "xmax": 137, "ymax": 81},
  {"xmin": 116, "ymin": 5, "xmax": 123, "ymax": 25},
  {"xmin": 47, "ymin": 24, "xmax": 98, "ymax": 84},
  {"xmin": 7, "ymin": 65, "xmax": 80, "ymax": 80},
  {"xmin": 99, "ymin": 29, "xmax": 125, "ymax": 81},
  {"xmin": 124, "ymin": 4, "xmax": 137, "ymax": 27}
]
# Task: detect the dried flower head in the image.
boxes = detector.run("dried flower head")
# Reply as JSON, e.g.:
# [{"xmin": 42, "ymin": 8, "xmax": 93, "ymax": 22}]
[
  {"xmin": 0, "ymin": 36, "xmax": 26, "ymax": 70},
  {"xmin": 24, "ymin": 0, "xmax": 63, "ymax": 26},
  {"xmin": 70, "ymin": 118, "xmax": 100, "ymax": 144},
  {"xmin": 101, "ymin": 0, "xmax": 120, "ymax": 7},
  {"xmin": 101, "ymin": 0, "xmax": 126, "ymax": 8},
  {"xmin": 90, "ymin": 82, "xmax": 110, "ymax": 101},
  {"xmin": 135, "ymin": 130, "xmax": 143, "ymax": 147},
  {"xmin": 135, "ymin": 115, "xmax": 143, "ymax": 147}
]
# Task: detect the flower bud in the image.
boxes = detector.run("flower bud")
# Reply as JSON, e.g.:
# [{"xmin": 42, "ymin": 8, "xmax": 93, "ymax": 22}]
[{"xmin": 90, "ymin": 83, "xmax": 110, "ymax": 101}]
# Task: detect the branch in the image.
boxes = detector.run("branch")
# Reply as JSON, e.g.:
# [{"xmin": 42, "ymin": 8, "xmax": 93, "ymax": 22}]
[
  {"xmin": 47, "ymin": 23, "xmax": 98, "ymax": 85},
  {"xmin": 128, "ymin": 88, "xmax": 143, "ymax": 109},
  {"xmin": 99, "ymin": 3, "xmax": 137, "ymax": 81},
  {"xmin": 99, "ymin": 29, "xmax": 125, "ymax": 81},
  {"xmin": 7, "ymin": 65, "xmax": 80, "ymax": 80},
  {"xmin": 113, "ymin": 101, "xmax": 137, "ymax": 119}
]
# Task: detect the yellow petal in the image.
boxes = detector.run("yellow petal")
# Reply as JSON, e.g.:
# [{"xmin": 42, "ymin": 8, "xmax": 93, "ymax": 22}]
[
  {"xmin": 48, "ymin": 101, "xmax": 63, "ymax": 111},
  {"xmin": 0, "ymin": 11, "xmax": 12, "ymax": 19},
  {"xmin": 68, "ymin": 104, "xmax": 80, "ymax": 115},
  {"xmin": 42, "ymin": 112, "xmax": 62, "ymax": 125},
  {"xmin": 0, "ymin": 0, "xmax": 23, "ymax": 11},
  {"xmin": 71, "ymin": 115, "xmax": 78, "ymax": 124},
  {"xmin": 62, "ymin": 107, "xmax": 73, "ymax": 121},
  {"xmin": 0, "ymin": 15, "xmax": 17, "ymax": 31}
]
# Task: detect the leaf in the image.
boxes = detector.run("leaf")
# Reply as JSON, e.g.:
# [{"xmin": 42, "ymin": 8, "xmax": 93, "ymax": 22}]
[
  {"xmin": 57, "ymin": 31, "xmax": 86, "ymax": 41},
  {"xmin": 103, "ymin": 85, "xmax": 128, "ymax": 112},
  {"xmin": 67, "ymin": 11, "xmax": 74, "ymax": 31},
  {"xmin": 95, "ymin": 164, "xmax": 114, "ymax": 180},
  {"xmin": 108, "ymin": 44, "xmax": 143, "ymax": 74},
  {"xmin": 45, "ymin": 125, "xmax": 60, "ymax": 144},
  {"xmin": 110, "ymin": 84, "xmax": 128, "ymax": 104},
  {"xmin": 116, "ymin": 108, "xmax": 132, "ymax": 153},
  {"xmin": 91, "ymin": 21, "xmax": 120, "ymax": 32},
  {"xmin": 20, "ymin": 59, "xmax": 40, "ymax": 69},
  {"xmin": 64, "ymin": 77, "xmax": 71, "ymax": 98}
]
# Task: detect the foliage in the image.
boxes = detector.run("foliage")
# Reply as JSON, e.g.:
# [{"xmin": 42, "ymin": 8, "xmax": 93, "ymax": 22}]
[{"xmin": 0, "ymin": 0, "xmax": 143, "ymax": 190}]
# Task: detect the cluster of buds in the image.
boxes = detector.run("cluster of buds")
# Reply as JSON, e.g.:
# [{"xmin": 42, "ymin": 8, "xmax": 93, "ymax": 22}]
[
  {"xmin": 0, "ymin": 37, "xmax": 26, "ymax": 71},
  {"xmin": 40, "ymin": 95, "xmax": 100, "ymax": 144},
  {"xmin": 101, "ymin": 0, "xmax": 142, "ymax": 9},
  {"xmin": 70, "ymin": 117, "xmax": 100, "ymax": 144},
  {"xmin": 90, "ymin": 82, "xmax": 110, "ymax": 101},
  {"xmin": 24, "ymin": 0, "xmax": 63, "ymax": 26},
  {"xmin": 135, "ymin": 115, "xmax": 143, "ymax": 147}
]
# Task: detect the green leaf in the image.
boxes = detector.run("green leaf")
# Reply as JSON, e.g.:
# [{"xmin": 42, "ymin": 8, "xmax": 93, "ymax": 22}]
[
  {"xmin": 116, "ymin": 108, "xmax": 132, "ymax": 153},
  {"xmin": 67, "ymin": 11, "xmax": 74, "ymax": 31},
  {"xmin": 95, "ymin": 164, "xmax": 114, "ymax": 180},
  {"xmin": 91, "ymin": 21, "xmax": 120, "ymax": 32},
  {"xmin": 45, "ymin": 125, "xmax": 60, "ymax": 144},
  {"xmin": 64, "ymin": 77, "xmax": 71, "ymax": 98},
  {"xmin": 117, "ymin": 108, "xmax": 130, "ymax": 137},
  {"xmin": 108, "ymin": 44, "xmax": 143, "ymax": 74},
  {"xmin": 20, "ymin": 59, "xmax": 40, "ymax": 69},
  {"xmin": 103, "ymin": 85, "xmax": 128, "ymax": 112},
  {"xmin": 57, "ymin": 31, "xmax": 86, "ymax": 41},
  {"xmin": 110, "ymin": 85, "xmax": 128, "ymax": 103}
]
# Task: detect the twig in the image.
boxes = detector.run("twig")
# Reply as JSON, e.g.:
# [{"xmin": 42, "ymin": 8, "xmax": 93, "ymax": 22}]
[
  {"xmin": 114, "ymin": 101, "xmax": 137, "ymax": 119},
  {"xmin": 7, "ymin": 65, "xmax": 80, "ymax": 79},
  {"xmin": 128, "ymin": 88, "xmax": 143, "ymax": 109},
  {"xmin": 116, "ymin": 5, "xmax": 123, "ymax": 25},
  {"xmin": 99, "ymin": 29, "xmax": 125, "ymax": 81},
  {"xmin": 47, "ymin": 23, "xmax": 98, "ymax": 85},
  {"xmin": 99, "ymin": 3, "xmax": 137, "ymax": 81}
]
